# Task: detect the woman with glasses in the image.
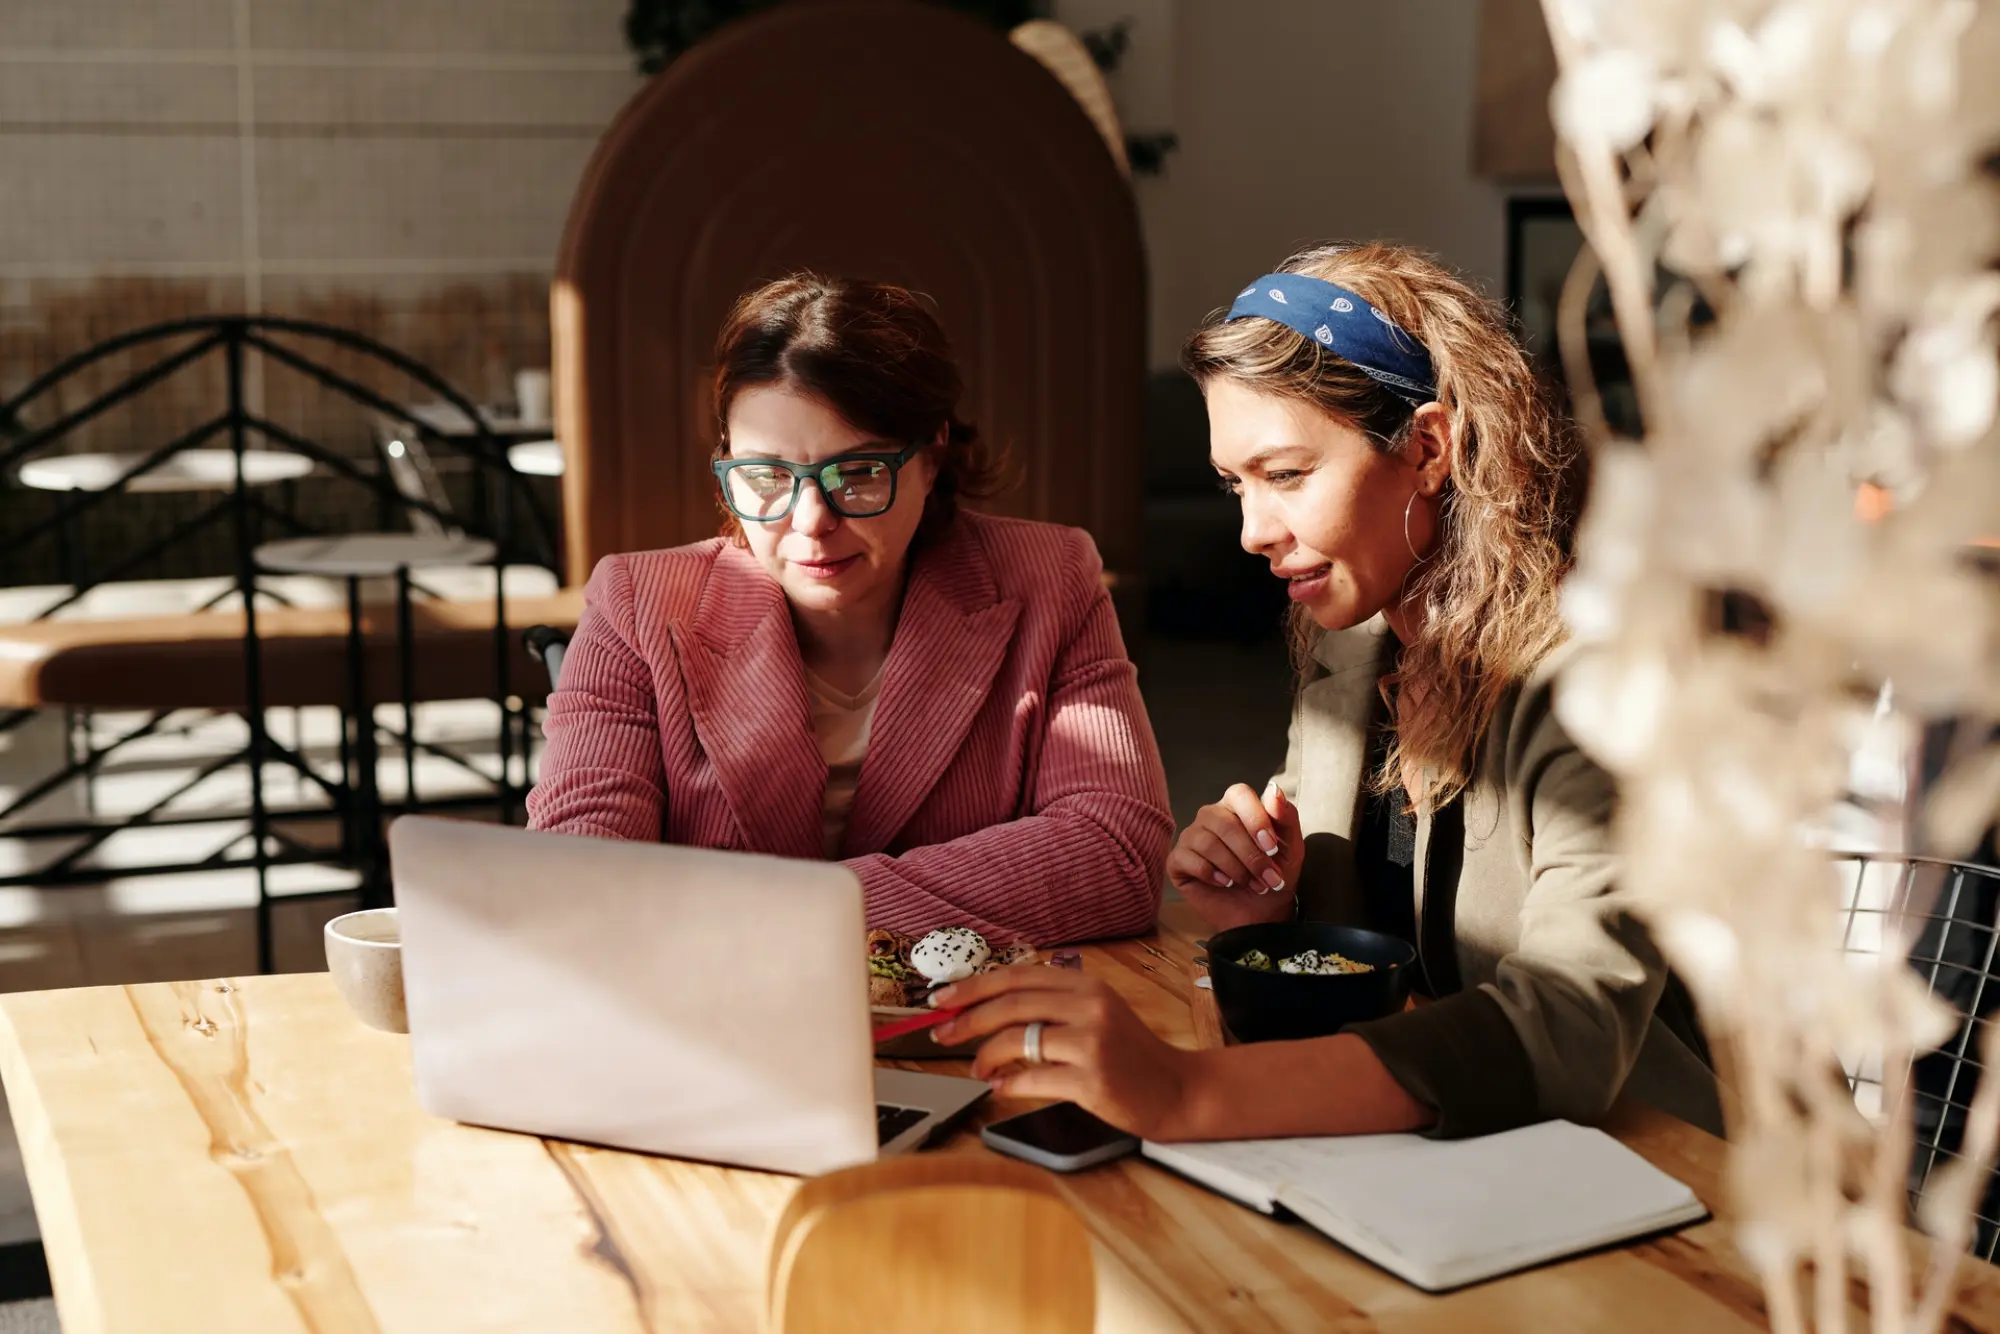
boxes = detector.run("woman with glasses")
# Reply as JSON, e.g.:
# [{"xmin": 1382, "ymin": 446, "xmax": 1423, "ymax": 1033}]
[
  {"xmin": 926, "ymin": 243, "xmax": 1721, "ymax": 1143},
  {"xmin": 528, "ymin": 274, "xmax": 1174, "ymax": 945}
]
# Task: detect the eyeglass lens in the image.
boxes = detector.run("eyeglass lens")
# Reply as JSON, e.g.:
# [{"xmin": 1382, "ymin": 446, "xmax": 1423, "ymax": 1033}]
[{"xmin": 725, "ymin": 459, "xmax": 895, "ymax": 519}]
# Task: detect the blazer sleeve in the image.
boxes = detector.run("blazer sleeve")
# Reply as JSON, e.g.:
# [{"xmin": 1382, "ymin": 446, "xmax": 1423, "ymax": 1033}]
[
  {"xmin": 845, "ymin": 533, "xmax": 1174, "ymax": 945},
  {"xmin": 1348, "ymin": 675, "xmax": 1666, "ymax": 1137},
  {"xmin": 525, "ymin": 555, "xmax": 669, "ymax": 841}
]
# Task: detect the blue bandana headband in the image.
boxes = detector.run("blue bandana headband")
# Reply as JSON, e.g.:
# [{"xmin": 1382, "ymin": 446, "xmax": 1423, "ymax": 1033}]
[{"xmin": 1226, "ymin": 273, "xmax": 1437, "ymax": 406}]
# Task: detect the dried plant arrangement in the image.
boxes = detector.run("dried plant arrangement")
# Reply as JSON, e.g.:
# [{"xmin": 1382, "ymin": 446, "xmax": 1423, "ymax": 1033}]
[{"xmin": 1536, "ymin": 1, "xmax": 2000, "ymax": 1328}]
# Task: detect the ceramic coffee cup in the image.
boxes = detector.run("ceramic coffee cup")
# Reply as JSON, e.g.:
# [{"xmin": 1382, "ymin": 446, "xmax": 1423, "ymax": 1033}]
[
  {"xmin": 514, "ymin": 368, "xmax": 551, "ymax": 425},
  {"xmin": 324, "ymin": 908, "xmax": 407, "ymax": 1033}
]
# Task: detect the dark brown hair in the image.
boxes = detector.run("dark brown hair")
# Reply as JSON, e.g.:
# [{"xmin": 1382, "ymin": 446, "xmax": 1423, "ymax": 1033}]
[
  {"xmin": 1182, "ymin": 241, "xmax": 1584, "ymax": 810},
  {"xmin": 711, "ymin": 273, "xmax": 1006, "ymax": 545}
]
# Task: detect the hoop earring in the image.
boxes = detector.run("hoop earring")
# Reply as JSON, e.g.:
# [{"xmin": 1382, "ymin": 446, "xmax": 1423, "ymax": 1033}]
[{"xmin": 1404, "ymin": 490, "xmax": 1434, "ymax": 567}]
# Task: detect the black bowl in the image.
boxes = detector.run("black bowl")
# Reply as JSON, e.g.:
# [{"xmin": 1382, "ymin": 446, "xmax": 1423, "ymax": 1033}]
[{"xmin": 1204, "ymin": 922, "xmax": 1416, "ymax": 1043}]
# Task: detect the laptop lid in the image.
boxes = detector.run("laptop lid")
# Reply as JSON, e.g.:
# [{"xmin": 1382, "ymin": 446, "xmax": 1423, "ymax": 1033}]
[{"xmin": 389, "ymin": 816, "xmax": 879, "ymax": 1175}]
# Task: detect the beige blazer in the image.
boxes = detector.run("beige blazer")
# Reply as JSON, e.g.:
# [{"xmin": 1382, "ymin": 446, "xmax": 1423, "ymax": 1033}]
[{"xmin": 1276, "ymin": 619, "xmax": 1722, "ymax": 1138}]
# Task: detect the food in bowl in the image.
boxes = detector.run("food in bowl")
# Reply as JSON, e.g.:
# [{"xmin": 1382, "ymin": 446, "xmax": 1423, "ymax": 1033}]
[
  {"xmin": 1206, "ymin": 922, "xmax": 1416, "ymax": 1043},
  {"xmin": 1236, "ymin": 946, "xmax": 1375, "ymax": 976},
  {"xmin": 1281, "ymin": 950, "xmax": 1372, "ymax": 976}
]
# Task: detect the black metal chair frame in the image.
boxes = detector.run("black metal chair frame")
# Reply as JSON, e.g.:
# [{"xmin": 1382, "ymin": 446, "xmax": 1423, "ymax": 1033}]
[
  {"xmin": 1836, "ymin": 851, "xmax": 2000, "ymax": 1259},
  {"xmin": 523, "ymin": 624, "xmax": 570, "ymax": 692},
  {"xmin": 0, "ymin": 316, "xmax": 560, "ymax": 970}
]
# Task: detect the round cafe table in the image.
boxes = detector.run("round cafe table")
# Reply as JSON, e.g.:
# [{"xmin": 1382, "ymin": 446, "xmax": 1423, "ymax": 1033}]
[
  {"xmin": 17, "ymin": 449, "xmax": 318, "ymax": 588},
  {"xmin": 15, "ymin": 448, "xmax": 313, "ymax": 493},
  {"xmin": 253, "ymin": 533, "xmax": 497, "ymax": 906}
]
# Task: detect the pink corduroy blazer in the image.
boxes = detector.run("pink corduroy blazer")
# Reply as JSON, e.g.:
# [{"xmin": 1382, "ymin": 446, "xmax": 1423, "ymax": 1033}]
[{"xmin": 526, "ymin": 511, "xmax": 1173, "ymax": 945}]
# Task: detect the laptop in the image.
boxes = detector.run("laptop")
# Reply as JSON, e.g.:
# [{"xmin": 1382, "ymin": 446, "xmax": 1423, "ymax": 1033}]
[{"xmin": 388, "ymin": 816, "xmax": 988, "ymax": 1175}]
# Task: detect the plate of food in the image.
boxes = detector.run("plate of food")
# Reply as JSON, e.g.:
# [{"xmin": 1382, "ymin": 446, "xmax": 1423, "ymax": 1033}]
[{"xmin": 868, "ymin": 926, "xmax": 1035, "ymax": 1058}]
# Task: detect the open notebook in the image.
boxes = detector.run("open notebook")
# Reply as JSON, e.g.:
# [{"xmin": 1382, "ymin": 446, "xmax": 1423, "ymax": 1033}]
[{"xmin": 1142, "ymin": 1119, "xmax": 1707, "ymax": 1292}]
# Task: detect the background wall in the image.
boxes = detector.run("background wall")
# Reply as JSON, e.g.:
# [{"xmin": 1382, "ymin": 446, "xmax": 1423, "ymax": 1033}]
[
  {"xmin": 2, "ymin": 0, "xmax": 1544, "ymax": 387},
  {"xmin": 0, "ymin": 0, "xmax": 639, "ymax": 412},
  {"xmin": 1047, "ymin": 0, "xmax": 1542, "ymax": 636},
  {"xmin": 1, "ymin": 0, "xmax": 1539, "ymax": 400},
  {"xmin": 0, "ymin": 0, "xmax": 639, "ymax": 585},
  {"xmin": 1056, "ymin": 0, "xmax": 1516, "ymax": 370},
  {"xmin": 0, "ymin": 0, "xmax": 1548, "ymax": 595},
  {"xmin": 1161, "ymin": 0, "xmax": 1510, "ymax": 363}
]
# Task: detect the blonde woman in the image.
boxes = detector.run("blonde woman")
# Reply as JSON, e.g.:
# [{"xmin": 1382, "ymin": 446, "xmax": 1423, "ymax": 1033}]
[{"xmin": 930, "ymin": 243, "xmax": 1722, "ymax": 1141}]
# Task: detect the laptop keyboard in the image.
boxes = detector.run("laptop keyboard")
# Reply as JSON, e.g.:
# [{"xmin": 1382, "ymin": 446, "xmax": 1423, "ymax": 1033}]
[{"xmin": 876, "ymin": 1103, "xmax": 929, "ymax": 1146}]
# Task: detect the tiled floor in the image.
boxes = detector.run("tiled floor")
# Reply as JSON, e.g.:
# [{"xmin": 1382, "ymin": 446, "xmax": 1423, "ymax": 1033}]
[
  {"xmin": 0, "ymin": 628, "xmax": 1297, "ymax": 1324},
  {"xmin": 0, "ymin": 1299, "xmax": 54, "ymax": 1334}
]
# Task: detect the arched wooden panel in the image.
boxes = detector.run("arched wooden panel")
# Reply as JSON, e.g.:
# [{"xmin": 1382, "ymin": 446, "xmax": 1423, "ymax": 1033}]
[{"xmin": 552, "ymin": 0, "xmax": 1146, "ymax": 612}]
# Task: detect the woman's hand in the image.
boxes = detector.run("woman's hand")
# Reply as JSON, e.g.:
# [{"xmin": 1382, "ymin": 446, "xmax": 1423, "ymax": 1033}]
[
  {"xmin": 1168, "ymin": 782, "xmax": 1305, "ymax": 932},
  {"xmin": 929, "ymin": 966, "xmax": 1197, "ymax": 1141}
]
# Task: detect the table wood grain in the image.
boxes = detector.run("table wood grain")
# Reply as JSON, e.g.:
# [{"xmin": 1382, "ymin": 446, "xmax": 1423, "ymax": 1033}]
[{"xmin": 2, "ymin": 902, "xmax": 1997, "ymax": 1332}]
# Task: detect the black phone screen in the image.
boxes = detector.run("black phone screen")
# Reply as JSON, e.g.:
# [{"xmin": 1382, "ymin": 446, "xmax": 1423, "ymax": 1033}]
[{"xmin": 988, "ymin": 1101, "xmax": 1135, "ymax": 1157}]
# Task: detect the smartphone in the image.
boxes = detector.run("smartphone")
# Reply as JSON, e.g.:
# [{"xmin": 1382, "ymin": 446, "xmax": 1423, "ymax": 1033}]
[{"xmin": 980, "ymin": 1101, "xmax": 1140, "ymax": 1173}]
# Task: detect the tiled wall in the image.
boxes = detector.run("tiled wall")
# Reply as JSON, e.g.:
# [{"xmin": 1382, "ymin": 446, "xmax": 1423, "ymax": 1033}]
[
  {"xmin": 0, "ymin": 0, "xmax": 639, "ymax": 580},
  {"xmin": 0, "ymin": 0, "xmax": 635, "ymax": 287}
]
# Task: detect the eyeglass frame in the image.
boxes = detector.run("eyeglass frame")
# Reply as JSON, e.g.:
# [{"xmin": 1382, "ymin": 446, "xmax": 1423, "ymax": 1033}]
[{"xmin": 710, "ymin": 440, "xmax": 929, "ymax": 522}]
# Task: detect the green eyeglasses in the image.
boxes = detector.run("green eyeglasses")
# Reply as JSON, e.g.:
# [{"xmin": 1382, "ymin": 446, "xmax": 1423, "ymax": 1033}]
[{"xmin": 711, "ymin": 442, "xmax": 926, "ymax": 522}]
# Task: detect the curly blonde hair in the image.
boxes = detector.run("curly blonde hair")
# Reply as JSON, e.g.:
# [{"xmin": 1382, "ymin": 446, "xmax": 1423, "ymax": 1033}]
[{"xmin": 1181, "ymin": 241, "xmax": 1584, "ymax": 809}]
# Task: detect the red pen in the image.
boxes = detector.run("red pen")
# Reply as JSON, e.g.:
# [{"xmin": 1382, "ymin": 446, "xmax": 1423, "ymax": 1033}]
[{"xmin": 871, "ymin": 1005, "xmax": 964, "ymax": 1044}]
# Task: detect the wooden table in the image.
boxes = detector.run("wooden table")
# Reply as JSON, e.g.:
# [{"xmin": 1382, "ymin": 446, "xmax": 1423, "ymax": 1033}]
[{"xmin": 3, "ymin": 904, "xmax": 1999, "ymax": 1333}]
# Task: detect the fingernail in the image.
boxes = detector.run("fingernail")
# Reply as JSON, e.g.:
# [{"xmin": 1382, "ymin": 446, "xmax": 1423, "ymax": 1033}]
[
  {"xmin": 987, "ymin": 1078, "xmax": 1008, "ymax": 1094},
  {"xmin": 930, "ymin": 986, "xmax": 957, "ymax": 1007},
  {"xmin": 1264, "ymin": 779, "xmax": 1279, "ymax": 799},
  {"xmin": 930, "ymin": 1025, "xmax": 953, "ymax": 1044},
  {"xmin": 1256, "ymin": 832, "xmax": 1279, "ymax": 855},
  {"xmin": 1261, "ymin": 870, "xmax": 1285, "ymax": 892},
  {"xmin": 1211, "ymin": 871, "xmax": 1232, "ymax": 888}
]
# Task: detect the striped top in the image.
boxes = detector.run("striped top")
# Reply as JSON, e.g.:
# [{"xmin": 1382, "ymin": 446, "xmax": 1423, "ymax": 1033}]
[{"xmin": 805, "ymin": 665, "xmax": 884, "ymax": 859}]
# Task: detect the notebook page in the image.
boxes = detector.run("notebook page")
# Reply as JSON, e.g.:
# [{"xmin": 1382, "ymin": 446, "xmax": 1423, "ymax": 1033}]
[
  {"xmin": 1139, "ymin": 1141, "xmax": 1280, "ymax": 1212},
  {"xmin": 1271, "ymin": 1121, "xmax": 1705, "ymax": 1289},
  {"xmin": 1140, "ymin": 1133, "xmax": 1421, "ymax": 1214}
]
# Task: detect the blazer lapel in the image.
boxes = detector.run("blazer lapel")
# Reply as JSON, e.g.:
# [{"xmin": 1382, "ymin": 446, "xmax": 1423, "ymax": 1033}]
[
  {"xmin": 840, "ymin": 529, "xmax": 1021, "ymax": 855},
  {"xmin": 1292, "ymin": 618, "xmax": 1393, "ymax": 924},
  {"xmin": 1308, "ymin": 616, "xmax": 1395, "ymax": 846},
  {"xmin": 677, "ymin": 545, "xmax": 826, "ymax": 860}
]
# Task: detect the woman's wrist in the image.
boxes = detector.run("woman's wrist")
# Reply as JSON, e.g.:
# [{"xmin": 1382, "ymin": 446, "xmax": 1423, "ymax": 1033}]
[
  {"xmin": 1147, "ymin": 1036, "xmax": 1437, "ymax": 1142},
  {"xmin": 1154, "ymin": 1046, "xmax": 1230, "ymax": 1141}
]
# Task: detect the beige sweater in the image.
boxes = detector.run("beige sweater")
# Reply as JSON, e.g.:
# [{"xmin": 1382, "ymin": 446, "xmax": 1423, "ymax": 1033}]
[{"xmin": 1275, "ymin": 619, "xmax": 1722, "ymax": 1138}]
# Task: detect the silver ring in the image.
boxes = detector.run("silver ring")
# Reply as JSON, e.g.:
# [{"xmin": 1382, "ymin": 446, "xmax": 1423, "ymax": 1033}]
[{"xmin": 1023, "ymin": 1020, "xmax": 1046, "ymax": 1066}]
